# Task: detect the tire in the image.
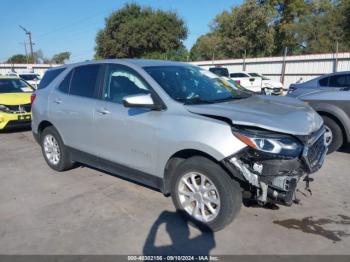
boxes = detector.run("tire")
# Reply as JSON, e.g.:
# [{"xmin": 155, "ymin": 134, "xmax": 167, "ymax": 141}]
[
  {"xmin": 322, "ymin": 115, "xmax": 343, "ymax": 154},
  {"xmin": 41, "ymin": 126, "xmax": 74, "ymax": 171},
  {"xmin": 170, "ymin": 156, "xmax": 242, "ymax": 231}
]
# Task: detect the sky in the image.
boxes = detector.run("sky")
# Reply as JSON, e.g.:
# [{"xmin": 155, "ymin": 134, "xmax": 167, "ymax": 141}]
[{"xmin": 0, "ymin": 0, "xmax": 242, "ymax": 63}]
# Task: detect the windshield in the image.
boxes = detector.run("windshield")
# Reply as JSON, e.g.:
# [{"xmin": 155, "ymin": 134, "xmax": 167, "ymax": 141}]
[
  {"xmin": 19, "ymin": 74, "xmax": 40, "ymax": 81},
  {"xmin": 0, "ymin": 78, "xmax": 33, "ymax": 93},
  {"xmin": 144, "ymin": 66, "xmax": 251, "ymax": 104}
]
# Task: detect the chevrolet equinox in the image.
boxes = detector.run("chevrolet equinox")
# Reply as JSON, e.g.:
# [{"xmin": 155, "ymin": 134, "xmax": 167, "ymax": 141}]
[{"xmin": 32, "ymin": 60, "xmax": 327, "ymax": 231}]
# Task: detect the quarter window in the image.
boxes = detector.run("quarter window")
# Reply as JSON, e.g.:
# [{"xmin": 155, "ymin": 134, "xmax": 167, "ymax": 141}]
[
  {"xmin": 70, "ymin": 65, "xmax": 100, "ymax": 98},
  {"xmin": 38, "ymin": 68, "xmax": 65, "ymax": 89},
  {"xmin": 103, "ymin": 65, "xmax": 150, "ymax": 104}
]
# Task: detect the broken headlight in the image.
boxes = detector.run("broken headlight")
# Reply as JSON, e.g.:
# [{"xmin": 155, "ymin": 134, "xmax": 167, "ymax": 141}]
[{"xmin": 234, "ymin": 130, "xmax": 303, "ymax": 157}]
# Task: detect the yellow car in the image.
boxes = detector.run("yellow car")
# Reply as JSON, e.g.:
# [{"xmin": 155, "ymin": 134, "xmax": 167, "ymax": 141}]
[{"xmin": 0, "ymin": 76, "xmax": 34, "ymax": 130}]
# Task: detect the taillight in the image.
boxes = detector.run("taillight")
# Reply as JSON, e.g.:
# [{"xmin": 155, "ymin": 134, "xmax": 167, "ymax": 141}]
[
  {"xmin": 31, "ymin": 93, "xmax": 36, "ymax": 104},
  {"xmin": 235, "ymin": 80, "xmax": 241, "ymax": 85}
]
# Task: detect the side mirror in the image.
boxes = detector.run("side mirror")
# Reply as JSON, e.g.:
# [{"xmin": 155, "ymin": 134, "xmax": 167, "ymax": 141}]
[{"xmin": 122, "ymin": 93, "xmax": 160, "ymax": 110}]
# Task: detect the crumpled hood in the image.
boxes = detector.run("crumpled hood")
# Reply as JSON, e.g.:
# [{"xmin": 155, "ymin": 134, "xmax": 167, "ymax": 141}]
[{"xmin": 185, "ymin": 95, "xmax": 323, "ymax": 135}]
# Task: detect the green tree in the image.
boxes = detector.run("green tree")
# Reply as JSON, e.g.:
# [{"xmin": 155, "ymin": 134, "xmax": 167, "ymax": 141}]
[
  {"xmin": 215, "ymin": 0, "xmax": 275, "ymax": 58},
  {"xmin": 190, "ymin": 33, "xmax": 225, "ymax": 61},
  {"xmin": 7, "ymin": 54, "xmax": 28, "ymax": 64},
  {"xmin": 291, "ymin": 0, "xmax": 349, "ymax": 53},
  {"xmin": 95, "ymin": 3, "xmax": 187, "ymax": 59},
  {"xmin": 267, "ymin": 0, "xmax": 310, "ymax": 54},
  {"xmin": 51, "ymin": 52, "xmax": 71, "ymax": 64}
]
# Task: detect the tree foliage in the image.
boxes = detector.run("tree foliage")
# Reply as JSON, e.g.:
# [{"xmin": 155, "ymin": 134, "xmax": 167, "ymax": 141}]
[
  {"xmin": 190, "ymin": 0, "xmax": 350, "ymax": 61},
  {"xmin": 51, "ymin": 52, "xmax": 71, "ymax": 64},
  {"xmin": 95, "ymin": 3, "xmax": 188, "ymax": 59},
  {"xmin": 7, "ymin": 54, "xmax": 28, "ymax": 64}
]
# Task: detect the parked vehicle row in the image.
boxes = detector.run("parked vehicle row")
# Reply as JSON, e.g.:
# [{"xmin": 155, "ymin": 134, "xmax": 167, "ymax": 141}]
[
  {"xmin": 4, "ymin": 72, "xmax": 41, "ymax": 89},
  {"xmin": 208, "ymin": 67, "xmax": 285, "ymax": 95},
  {"xmin": 288, "ymin": 71, "xmax": 350, "ymax": 153},
  {"xmin": 31, "ymin": 60, "xmax": 327, "ymax": 231}
]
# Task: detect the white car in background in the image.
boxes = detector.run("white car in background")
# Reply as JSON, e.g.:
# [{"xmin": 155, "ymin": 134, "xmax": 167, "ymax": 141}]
[
  {"xmin": 230, "ymin": 71, "xmax": 284, "ymax": 95},
  {"xmin": 5, "ymin": 72, "xmax": 41, "ymax": 89}
]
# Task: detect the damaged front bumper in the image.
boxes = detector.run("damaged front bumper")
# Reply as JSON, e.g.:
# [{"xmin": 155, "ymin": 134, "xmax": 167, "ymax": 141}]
[{"xmin": 223, "ymin": 128, "xmax": 327, "ymax": 206}]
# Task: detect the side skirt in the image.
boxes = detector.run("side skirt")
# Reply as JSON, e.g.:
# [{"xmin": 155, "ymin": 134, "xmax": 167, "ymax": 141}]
[{"xmin": 67, "ymin": 147, "xmax": 164, "ymax": 193}]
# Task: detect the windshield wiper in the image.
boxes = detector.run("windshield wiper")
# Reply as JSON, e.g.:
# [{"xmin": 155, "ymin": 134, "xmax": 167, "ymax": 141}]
[
  {"xmin": 210, "ymin": 96, "xmax": 248, "ymax": 103},
  {"xmin": 180, "ymin": 97, "xmax": 215, "ymax": 105}
]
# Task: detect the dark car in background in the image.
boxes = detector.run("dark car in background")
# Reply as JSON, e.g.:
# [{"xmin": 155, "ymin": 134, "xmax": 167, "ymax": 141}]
[{"xmin": 288, "ymin": 71, "xmax": 350, "ymax": 96}]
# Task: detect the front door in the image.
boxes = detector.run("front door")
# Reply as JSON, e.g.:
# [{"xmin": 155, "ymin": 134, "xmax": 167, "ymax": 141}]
[{"xmin": 93, "ymin": 64, "xmax": 160, "ymax": 175}]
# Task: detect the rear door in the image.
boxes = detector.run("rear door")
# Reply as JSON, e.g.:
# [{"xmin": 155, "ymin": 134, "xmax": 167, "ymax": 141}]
[{"xmin": 48, "ymin": 64, "xmax": 102, "ymax": 154}]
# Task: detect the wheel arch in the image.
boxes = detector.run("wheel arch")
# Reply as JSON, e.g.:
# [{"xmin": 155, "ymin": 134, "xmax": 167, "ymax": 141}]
[
  {"xmin": 162, "ymin": 149, "xmax": 237, "ymax": 195},
  {"xmin": 317, "ymin": 110, "xmax": 348, "ymax": 143}
]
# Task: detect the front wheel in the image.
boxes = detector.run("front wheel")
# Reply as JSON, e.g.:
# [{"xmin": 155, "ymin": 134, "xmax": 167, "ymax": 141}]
[{"xmin": 170, "ymin": 156, "xmax": 242, "ymax": 231}]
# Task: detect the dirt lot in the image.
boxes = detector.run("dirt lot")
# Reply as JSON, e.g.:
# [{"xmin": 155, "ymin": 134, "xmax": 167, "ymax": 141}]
[{"xmin": 0, "ymin": 130, "xmax": 349, "ymax": 255}]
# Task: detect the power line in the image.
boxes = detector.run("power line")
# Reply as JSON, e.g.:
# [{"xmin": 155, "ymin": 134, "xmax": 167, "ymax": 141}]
[{"xmin": 36, "ymin": 8, "xmax": 112, "ymax": 39}]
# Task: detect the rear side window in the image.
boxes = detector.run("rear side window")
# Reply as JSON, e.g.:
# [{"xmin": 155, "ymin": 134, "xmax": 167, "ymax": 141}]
[
  {"xmin": 38, "ymin": 68, "xmax": 65, "ymax": 89},
  {"xmin": 69, "ymin": 65, "xmax": 100, "ymax": 98},
  {"xmin": 58, "ymin": 70, "xmax": 73, "ymax": 94}
]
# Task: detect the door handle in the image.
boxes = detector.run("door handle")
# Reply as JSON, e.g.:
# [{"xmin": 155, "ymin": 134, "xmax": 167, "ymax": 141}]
[
  {"xmin": 54, "ymin": 98, "xmax": 62, "ymax": 104},
  {"xmin": 97, "ymin": 108, "xmax": 110, "ymax": 115}
]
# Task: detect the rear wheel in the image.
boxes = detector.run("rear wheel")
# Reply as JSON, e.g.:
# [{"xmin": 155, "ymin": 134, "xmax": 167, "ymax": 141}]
[
  {"xmin": 41, "ymin": 126, "xmax": 74, "ymax": 171},
  {"xmin": 322, "ymin": 115, "xmax": 343, "ymax": 154},
  {"xmin": 170, "ymin": 156, "xmax": 242, "ymax": 231}
]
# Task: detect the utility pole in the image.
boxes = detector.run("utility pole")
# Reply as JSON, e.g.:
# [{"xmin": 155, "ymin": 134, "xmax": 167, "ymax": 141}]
[
  {"xmin": 242, "ymin": 49, "xmax": 247, "ymax": 71},
  {"xmin": 19, "ymin": 25, "xmax": 34, "ymax": 63},
  {"xmin": 280, "ymin": 47, "xmax": 288, "ymax": 84}
]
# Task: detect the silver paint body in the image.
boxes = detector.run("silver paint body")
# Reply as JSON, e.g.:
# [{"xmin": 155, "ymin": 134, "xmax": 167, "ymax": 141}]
[
  {"xmin": 291, "ymin": 89, "xmax": 350, "ymax": 143},
  {"xmin": 32, "ymin": 59, "xmax": 323, "ymax": 179}
]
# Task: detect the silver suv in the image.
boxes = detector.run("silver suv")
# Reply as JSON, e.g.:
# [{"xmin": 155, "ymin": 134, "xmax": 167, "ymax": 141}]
[{"xmin": 32, "ymin": 60, "xmax": 327, "ymax": 231}]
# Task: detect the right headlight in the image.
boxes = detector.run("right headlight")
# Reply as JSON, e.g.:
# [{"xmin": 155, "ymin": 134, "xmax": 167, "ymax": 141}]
[{"xmin": 234, "ymin": 130, "xmax": 303, "ymax": 157}]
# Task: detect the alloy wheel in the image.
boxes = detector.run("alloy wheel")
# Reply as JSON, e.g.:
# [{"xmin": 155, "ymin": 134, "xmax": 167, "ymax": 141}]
[{"xmin": 177, "ymin": 172, "xmax": 220, "ymax": 222}]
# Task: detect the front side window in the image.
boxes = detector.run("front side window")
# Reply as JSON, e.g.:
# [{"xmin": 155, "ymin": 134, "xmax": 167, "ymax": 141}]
[
  {"xmin": 0, "ymin": 78, "xmax": 33, "ymax": 93},
  {"xmin": 102, "ymin": 64, "xmax": 150, "ymax": 104},
  {"xmin": 70, "ymin": 65, "xmax": 100, "ymax": 98},
  {"xmin": 319, "ymin": 76, "xmax": 329, "ymax": 87},
  {"xmin": 145, "ymin": 66, "xmax": 250, "ymax": 104}
]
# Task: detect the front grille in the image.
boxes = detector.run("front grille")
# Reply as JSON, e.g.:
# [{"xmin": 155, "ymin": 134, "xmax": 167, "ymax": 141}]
[
  {"xmin": 4, "ymin": 104, "xmax": 31, "ymax": 113},
  {"xmin": 303, "ymin": 129, "xmax": 327, "ymax": 173}
]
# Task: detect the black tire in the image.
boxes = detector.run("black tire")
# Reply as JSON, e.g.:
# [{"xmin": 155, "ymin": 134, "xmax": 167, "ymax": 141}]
[
  {"xmin": 41, "ymin": 126, "xmax": 74, "ymax": 171},
  {"xmin": 170, "ymin": 156, "xmax": 242, "ymax": 232},
  {"xmin": 322, "ymin": 115, "xmax": 343, "ymax": 154}
]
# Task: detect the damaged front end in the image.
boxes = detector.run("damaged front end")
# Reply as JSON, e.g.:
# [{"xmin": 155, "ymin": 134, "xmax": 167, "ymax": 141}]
[{"xmin": 223, "ymin": 126, "xmax": 327, "ymax": 206}]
